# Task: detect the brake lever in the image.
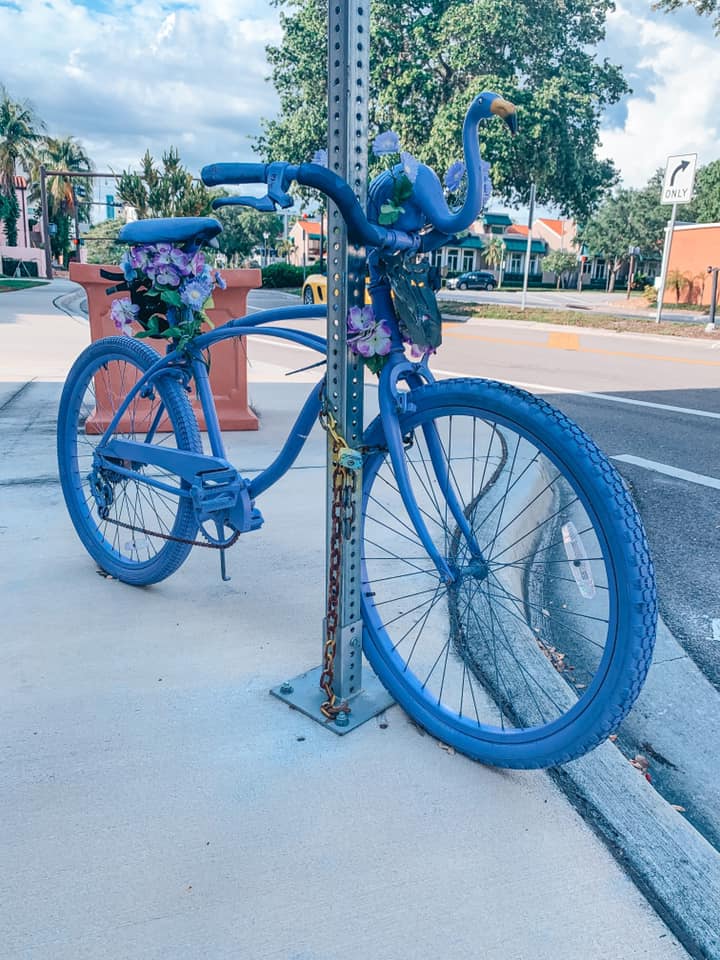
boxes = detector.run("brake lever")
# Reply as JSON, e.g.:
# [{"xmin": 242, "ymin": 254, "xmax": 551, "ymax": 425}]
[{"xmin": 211, "ymin": 196, "xmax": 277, "ymax": 212}]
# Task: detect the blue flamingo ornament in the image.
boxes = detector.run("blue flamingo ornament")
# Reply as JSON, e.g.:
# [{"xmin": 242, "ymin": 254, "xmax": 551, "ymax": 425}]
[{"xmin": 367, "ymin": 91, "xmax": 517, "ymax": 235}]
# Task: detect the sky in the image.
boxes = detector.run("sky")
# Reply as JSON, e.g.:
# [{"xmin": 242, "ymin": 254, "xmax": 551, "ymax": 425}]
[{"xmin": 1, "ymin": 0, "xmax": 719, "ymax": 215}]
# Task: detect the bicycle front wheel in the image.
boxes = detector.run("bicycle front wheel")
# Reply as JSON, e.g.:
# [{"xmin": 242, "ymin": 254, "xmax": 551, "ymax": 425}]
[
  {"xmin": 58, "ymin": 336, "xmax": 202, "ymax": 585},
  {"xmin": 361, "ymin": 378, "xmax": 656, "ymax": 768}
]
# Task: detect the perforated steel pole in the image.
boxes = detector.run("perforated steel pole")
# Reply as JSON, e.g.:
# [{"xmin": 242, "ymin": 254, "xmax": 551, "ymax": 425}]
[
  {"xmin": 270, "ymin": 0, "xmax": 392, "ymax": 730},
  {"xmin": 324, "ymin": 0, "xmax": 369, "ymax": 703}
]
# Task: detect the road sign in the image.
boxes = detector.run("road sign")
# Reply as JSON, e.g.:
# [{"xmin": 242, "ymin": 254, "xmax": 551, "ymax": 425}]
[{"xmin": 661, "ymin": 153, "xmax": 697, "ymax": 205}]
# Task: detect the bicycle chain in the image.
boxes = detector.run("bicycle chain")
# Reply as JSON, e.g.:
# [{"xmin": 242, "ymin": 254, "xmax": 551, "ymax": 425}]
[
  {"xmin": 318, "ymin": 408, "xmax": 359, "ymax": 720},
  {"xmin": 100, "ymin": 515, "xmax": 241, "ymax": 550}
]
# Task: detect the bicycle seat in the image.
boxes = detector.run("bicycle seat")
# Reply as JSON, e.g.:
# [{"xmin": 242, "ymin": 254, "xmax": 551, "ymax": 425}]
[{"xmin": 119, "ymin": 217, "xmax": 223, "ymax": 247}]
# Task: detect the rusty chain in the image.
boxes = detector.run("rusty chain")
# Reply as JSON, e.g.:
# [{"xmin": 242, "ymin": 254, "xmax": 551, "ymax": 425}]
[{"xmin": 318, "ymin": 407, "xmax": 361, "ymax": 720}]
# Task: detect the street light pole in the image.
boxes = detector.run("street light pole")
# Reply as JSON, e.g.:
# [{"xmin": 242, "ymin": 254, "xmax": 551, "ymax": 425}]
[{"xmin": 39, "ymin": 165, "xmax": 53, "ymax": 279}]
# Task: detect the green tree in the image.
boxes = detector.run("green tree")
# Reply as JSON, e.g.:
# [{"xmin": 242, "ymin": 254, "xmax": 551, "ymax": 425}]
[
  {"xmin": 653, "ymin": 0, "xmax": 720, "ymax": 33},
  {"xmin": 685, "ymin": 160, "xmax": 720, "ymax": 223},
  {"xmin": 484, "ymin": 236, "xmax": 505, "ymax": 287},
  {"xmin": 83, "ymin": 218, "xmax": 125, "ymax": 265},
  {"xmin": 0, "ymin": 86, "xmax": 44, "ymax": 245},
  {"xmin": 258, "ymin": 0, "xmax": 627, "ymax": 218},
  {"xmin": 577, "ymin": 177, "xmax": 667, "ymax": 290},
  {"xmin": 542, "ymin": 250, "xmax": 578, "ymax": 288},
  {"xmin": 116, "ymin": 148, "xmax": 213, "ymax": 219},
  {"xmin": 214, "ymin": 206, "xmax": 283, "ymax": 262},
  {"xmin": 32, "ymin": 136, "xmax": 94, "ymax": 265}
]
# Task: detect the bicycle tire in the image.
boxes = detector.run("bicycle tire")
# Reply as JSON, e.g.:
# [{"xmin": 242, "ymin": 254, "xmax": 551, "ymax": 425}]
[
  {"xmin": 57, "ymin": 336, "xmax": 202, "ymax": 585},
  {"xmin": 360, "ymin": 378, "xmax": 656, "ymax": 768}
]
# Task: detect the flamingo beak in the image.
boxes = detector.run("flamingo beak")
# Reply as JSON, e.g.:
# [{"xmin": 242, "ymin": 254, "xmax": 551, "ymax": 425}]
[{"xmin": 490, "ymin": 96, "xmax": 518, "ymax": 135}]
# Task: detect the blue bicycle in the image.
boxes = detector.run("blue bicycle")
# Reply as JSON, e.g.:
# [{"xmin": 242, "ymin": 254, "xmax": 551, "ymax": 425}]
[{"xmin": 57, "ymin": 93, "xmax": 656, "ymax": 768}]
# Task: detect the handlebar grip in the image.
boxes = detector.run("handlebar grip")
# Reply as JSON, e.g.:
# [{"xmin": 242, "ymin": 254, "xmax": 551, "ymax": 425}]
[{"xmin": 201, "ymin": 163, "xmax": 268, "ymax": 187}]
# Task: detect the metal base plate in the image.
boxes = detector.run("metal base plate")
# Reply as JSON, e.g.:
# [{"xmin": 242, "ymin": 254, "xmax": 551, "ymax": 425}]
[{"xmin": 270, "ymin": 663, "xmax": 395, "ymax": 735}]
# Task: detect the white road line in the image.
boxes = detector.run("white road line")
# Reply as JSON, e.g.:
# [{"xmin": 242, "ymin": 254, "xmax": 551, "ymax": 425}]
[
  {"xmin": 712, "ymin": 620, "xmax": 720, "ymax": 643},
  {"xmin": 611, "ymin": 455, "xmax": 720, "ymax": 490},
  {"xmin": 431, "ymin": 369, "xmax": 720, "ymax": 420}
]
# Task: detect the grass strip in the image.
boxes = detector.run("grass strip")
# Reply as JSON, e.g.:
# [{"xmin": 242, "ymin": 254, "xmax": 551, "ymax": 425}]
[{"xmin": 444, "ymin": 302, "xmax": 717, "ymax": 339}]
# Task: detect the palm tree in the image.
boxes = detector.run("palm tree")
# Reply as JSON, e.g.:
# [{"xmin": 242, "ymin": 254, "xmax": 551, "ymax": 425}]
[
  {"xmin": 484, "ymin": 236, "xmax": 505, "ymax": 289},
  {"xmin": 33, "ymin": 136, "xmax": 94, "ymax": 265},
  {"xmin": 0, "ymin": 86, "xmax": 44, "ymax": 246}
]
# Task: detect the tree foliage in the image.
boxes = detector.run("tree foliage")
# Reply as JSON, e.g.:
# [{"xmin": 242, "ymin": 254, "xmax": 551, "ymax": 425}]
[
  {"xmin": 653, "ymin": 0, "xmax": 720, "ymax": 33},
  {"xmin": 116, "ymin": 148, "xmax": 213, "ymax": 219},
  {"xmin": 542, "ymin": 250, "xmax": 579, "ymax": 287},
  {"xmin": 83, "ymin": 218, "xmax": 125, "ymax": 265},
  {"xmin": 0, "ymin": 85, "xmax": 44, "ymax": 245},
  {"xmin": 214, "ymin": 206, "xmax": 284, "ymax": 262},
  {"xmin": 686, "ymin": 160, "xmax": 720, "ymax": 222},
  {"xmin": 576, "ymin": 175, "xmax": 667, "ymax": 289},
  {"xmin": 257, "ymin": 0, "xmax": 628, "ymax": 218},
  {"xmin": 30, "ymin": 135, "xmax": 94, "ymax": 262}
]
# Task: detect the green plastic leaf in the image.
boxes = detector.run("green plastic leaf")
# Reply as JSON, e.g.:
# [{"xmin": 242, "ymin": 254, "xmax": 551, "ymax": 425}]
[
  {"xmin": 160, "ymin": 289, "xmax": 182, "ymax": 307},
  {"xmin": 395, "ymin": 175, "xmax": 413, "ymax": 202}
]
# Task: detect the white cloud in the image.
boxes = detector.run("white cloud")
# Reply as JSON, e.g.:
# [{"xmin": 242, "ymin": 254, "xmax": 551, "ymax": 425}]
[
  {"xmin": 0, "ymin": 0, "xmax": 282, "ymax": 174},
  {"xmin": 601, "ymin": 1, "xmax": 720, "ymax": 186},
  {"xmin": 3, "ymin": 0, "xmax": 719, "ymax": 203}
]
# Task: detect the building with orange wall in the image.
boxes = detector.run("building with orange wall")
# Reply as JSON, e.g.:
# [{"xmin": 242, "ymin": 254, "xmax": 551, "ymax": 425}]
[{"xmin": 664, "ymin": 222, "xmax": 720, "ymax": 306}]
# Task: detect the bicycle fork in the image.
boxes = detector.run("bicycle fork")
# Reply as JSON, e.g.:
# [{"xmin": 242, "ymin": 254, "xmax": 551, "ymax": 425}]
[{"xmin": 377, "ymin": 360, "xmax": 488, "ymax": 586}]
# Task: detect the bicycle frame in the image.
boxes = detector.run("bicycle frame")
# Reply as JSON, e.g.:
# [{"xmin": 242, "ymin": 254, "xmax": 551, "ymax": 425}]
[{"xmin": 93, "ymin": 295, "xmax": 487, "ymax": 583}]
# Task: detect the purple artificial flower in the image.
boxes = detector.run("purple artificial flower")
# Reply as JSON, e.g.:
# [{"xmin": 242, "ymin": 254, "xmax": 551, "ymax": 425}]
[
  {"xmin": 155, "ymin": 243, "xmax": 172, "ymax": 256},
  {"xmin": 214, "ymin": 270, "xmax": 227, "ymax": 290},
  {"xmin": 129, "ymin": 245, "xmax": 151, "ymax": 271},
  {"xmin": 110, "ymin": 297, "xmax": 139, "ymax": 335},
  {"xmin": 372, "ymin": 130, "xmax": 400, "ymax": 156},
  {"xmin": 119, "ymin": 251, "xmax": 136, "ymax": 282},
  {"xmin": 400, "ymin": 151, "xmax": 419, "ymax": 184},
  {"xmin": 312, "ymin": 149, "xmax": 328, "ymax": 167},
  {"xmin": 190, "ymin": 250, "xmax": 206, "ymax": 276},
  {"xmin": 354, "ymin": 320, "xmax": 392, "ymax": 357},
  {"xmin": 169, "ymin": 247, "xmax": 191, "ymax": 274},
  {"xmin": 444, "ymin": 160, "xmax": 466, "ymax": 193},
  {"xmin": 180, "ymin": 277, "xmax": 213, "ymax": 310},
  {"xmin": 153, "ymin": 263, "xmax": 182, "ymax": 287},
  {"xmin": 347, "ymin": 304, "xmax": 375, "ymax": 334}
]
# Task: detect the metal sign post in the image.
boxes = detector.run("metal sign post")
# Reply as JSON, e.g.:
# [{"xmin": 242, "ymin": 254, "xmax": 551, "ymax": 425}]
[
  {"xmin": 271, "ymin": 1, "xmax": 393, "ymax": 732},
  {"xmin": 520, "ymin": 182, "xmax": 536, "ymax": 311},
  {"xmin": 655, "ymin": 152, "xmax": 697, "ymax": 322}
]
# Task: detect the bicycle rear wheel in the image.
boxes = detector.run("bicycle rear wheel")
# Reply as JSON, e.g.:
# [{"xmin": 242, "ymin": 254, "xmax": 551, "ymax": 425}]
[
  {"xmin": 57, "ymin": 336, "xmax": 201, "ymax": 585},
  {"xmin": 361, "ymin": 378, "xmax": 656, "ymax": 768}
]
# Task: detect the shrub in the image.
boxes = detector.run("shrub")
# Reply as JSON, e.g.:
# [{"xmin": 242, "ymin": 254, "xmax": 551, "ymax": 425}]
[
  {"xmin": 643, "ymin": 284, "xmax": 658, "ymax": 305},
  {"xmin": 262, "ymin": 262, "xmax": 310, "ymax": 288}
]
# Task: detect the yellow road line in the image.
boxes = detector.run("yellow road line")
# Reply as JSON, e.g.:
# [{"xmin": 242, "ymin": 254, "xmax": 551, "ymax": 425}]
[{"xmin": 443, "ymin": 327, "xmax": 720, "ymax": 367}]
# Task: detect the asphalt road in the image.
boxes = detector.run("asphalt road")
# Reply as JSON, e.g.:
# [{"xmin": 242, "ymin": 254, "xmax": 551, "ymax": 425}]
[{"xmin": 247, "ymin": 289, "xmax": 720, "ymax": 689}]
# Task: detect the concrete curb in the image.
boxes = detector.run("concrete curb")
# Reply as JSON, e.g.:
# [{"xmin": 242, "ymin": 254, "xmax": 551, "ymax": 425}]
[
  {"xmin": 53, "ymin": 288, "xmax": 87, "ymax": 320},
  {"xmin": 498, "ymin": 455, "xmax": 720, "ymax": 959},
  {"xmin": 551, "ymin": 742, "xmax": 720, "ymax": 960}
]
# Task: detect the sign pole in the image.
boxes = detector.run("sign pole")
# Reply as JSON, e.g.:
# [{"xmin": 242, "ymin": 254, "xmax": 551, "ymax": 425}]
[
  {"xmin": 655, "ymin": 203, "xmax": 677, "ymax": 324},
  {"xmin": 270, "ymin": 0, "xmax": 393, "ymax": 731},
  {"xmin": 520, "ymin": 182, "xmax": 536, "ymax": 311}
]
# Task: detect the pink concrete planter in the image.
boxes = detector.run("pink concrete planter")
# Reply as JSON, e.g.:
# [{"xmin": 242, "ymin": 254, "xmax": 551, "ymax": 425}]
[{"xmin": 69, "ymin": 262, "xmax": 261, "ymax": 432}]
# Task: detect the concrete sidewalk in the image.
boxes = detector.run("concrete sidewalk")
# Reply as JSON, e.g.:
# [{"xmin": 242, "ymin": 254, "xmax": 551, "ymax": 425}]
[{"xmin": 0, "ymin": 283, "xmax": 690, "ymax": 959}]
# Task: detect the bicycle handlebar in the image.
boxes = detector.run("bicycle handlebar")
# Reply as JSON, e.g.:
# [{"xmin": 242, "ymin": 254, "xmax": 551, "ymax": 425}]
[
  {"xmin": 201, "ymin": 160, "xmax": 423, "ymax": 255},
  {"xmin": 201, "ymin": 163, "xmax": 268, "ymax": 187}
]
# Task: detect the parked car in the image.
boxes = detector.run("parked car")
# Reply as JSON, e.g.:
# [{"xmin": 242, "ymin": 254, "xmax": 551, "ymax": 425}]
[
  {"xmin": 302, "ymin": 273, "xmax": 372, "ymax": 305},
  {"xmin": 446, "ymin": 270, "xmax": 496, "ymax": 291}
]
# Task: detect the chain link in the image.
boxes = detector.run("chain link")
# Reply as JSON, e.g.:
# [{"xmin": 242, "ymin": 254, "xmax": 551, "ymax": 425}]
[
  {"xmin": 318, "ymin": 407, "xmax": 360, "ymax": 720},
  {"xmin": 100, "ymin": 515, "xmax": 241, "ymax": 550}
]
